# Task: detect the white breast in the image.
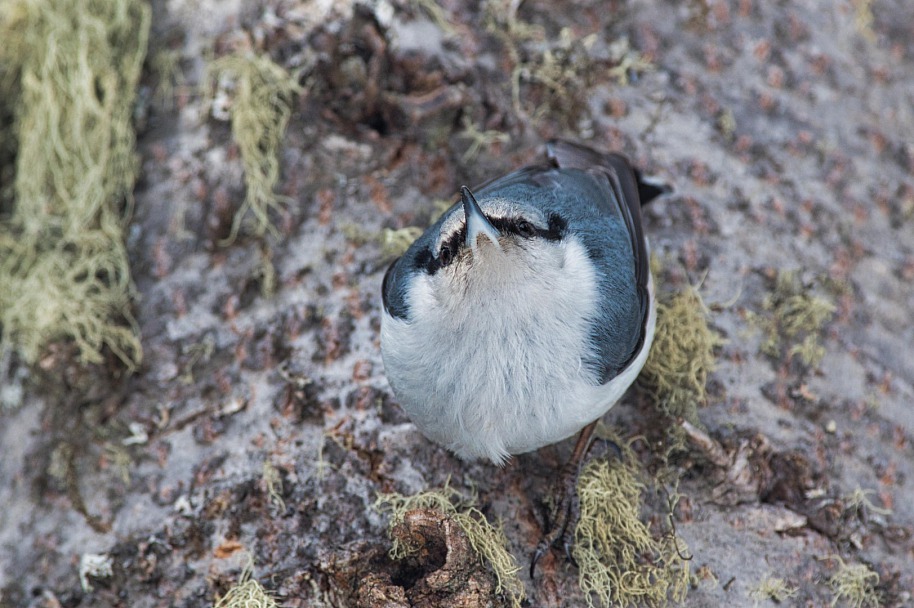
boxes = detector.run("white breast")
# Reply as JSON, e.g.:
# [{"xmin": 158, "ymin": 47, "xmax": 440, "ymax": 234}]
[{"xmin": 381, "ymin": 236, "xmax": 653, "ymax": 464}]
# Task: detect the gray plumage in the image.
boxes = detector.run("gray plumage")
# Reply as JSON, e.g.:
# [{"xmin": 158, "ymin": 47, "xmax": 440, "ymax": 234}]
[{"xmin": 381, "ymin": 140, "xmax": 656, "ymax": 463}]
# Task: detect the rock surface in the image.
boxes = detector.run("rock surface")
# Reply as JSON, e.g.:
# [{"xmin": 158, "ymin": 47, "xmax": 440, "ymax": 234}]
[{"xmin": 2, "ymin": 0, "xmax": 913, "ymax": 606}]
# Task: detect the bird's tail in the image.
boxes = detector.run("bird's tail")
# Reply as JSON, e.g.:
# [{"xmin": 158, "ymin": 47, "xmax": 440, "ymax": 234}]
[{"xmin": 546, "ymin": 139, "xmax": 672, "ymax": 206}]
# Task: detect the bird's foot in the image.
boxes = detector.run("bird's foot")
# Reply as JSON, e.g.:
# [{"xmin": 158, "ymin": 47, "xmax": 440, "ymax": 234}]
[
  {"xmin": 530, "ymin": 427, "xmax": 625, "ymax": 578},
  {"xmin": 530, "ymin": 460, "xmax": 581, "ymax": 577}
]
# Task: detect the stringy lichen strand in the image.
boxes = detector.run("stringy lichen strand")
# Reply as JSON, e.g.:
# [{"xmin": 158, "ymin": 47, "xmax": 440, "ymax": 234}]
[
  {"xmin": 206, "ymin": 54, "xmax": 302, "ymax": 244},
  {"xmin": 640, "ymin": 285, "xmax": 724, "ymax": 424},
  {"xmin": 0, "ymin": 0, "xmax": 149, "ymax": 369},
  {"xmin": 573, "ymin": 446, "xmax": 690, "ymax": 607},
  {"xmin": 374, "ymin": 486, "xmax": 525, "ymax": 607}
]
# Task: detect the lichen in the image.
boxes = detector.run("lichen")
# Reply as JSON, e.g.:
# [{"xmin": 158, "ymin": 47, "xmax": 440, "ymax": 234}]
[
  {"xmin": 459, "ymin": 114, "xmax": 510, "ymax": 161},
  {"xmin": 753, "ymin": 270, "xmax": 835, "ymax": 368},
  {"xmin": 573, "ymin": 441, "xmax": 690, "ymax": 608},
  {"xmin": 150, "ymin": 47, "xmax": 185, "ymax": 107},
  {"xmin": 826, "ymin": 558, "xmax": 880, "ymax": 608},
  {"xmin": 748, "ymin": 576, "xmax": 798, "ymax": 605},
  {"xmin": 843, "ymin": 487, "xmax": 892, "ymax": 517},
  {"xmin": 375, "ymin": 485, "xmax": 525, "ymax": 607},
  {"xmin": 852, "ymin": 0, "xmax": 876, "ymax": 42},
  {"xmin": 78, "ymin": 553, "xmax": 114, "ymax": 593},
  {"xmin": 257, "ymin": 244, "xmax": 277, "ymax": 298},
  {"xmin": 483, "ymin": 1, "xmax": 652, "ymax": 124},
  {"xmin": 410, "ymin": 0, "xmax": 456, "ymax": 35},
  {"xmin": 380, "ymin": 227, "xmax": 424, "ymax": 259},
  {"xmin": 214, "ymin": 561, "xmax": 278, "ymax": 608},
  {"xmin": 262, "ymin": 460, "xmax": 285, "ymax": 512},
  {"xmin": 206, "ymin": 53, "xmax": 302, "ymax": 244},
  {"xmin": 640, "ymin": 285, "xmax": 724, "ymax": 426},
  {"xmin": 0, "ymin": 0, "xmax": 150, "ymax": 370}
]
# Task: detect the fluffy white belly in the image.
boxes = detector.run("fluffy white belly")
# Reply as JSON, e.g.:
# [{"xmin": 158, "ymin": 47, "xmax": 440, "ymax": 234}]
[{"xmin": 381, "ymin": 238, "xmax": 652, "ymax": 464}]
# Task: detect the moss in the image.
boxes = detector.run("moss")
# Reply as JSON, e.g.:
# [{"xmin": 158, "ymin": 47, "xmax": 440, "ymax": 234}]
[
  {"xmin": 0, "ymin": 0, "xmax": 149, "ymax": 370},
  {"xmin": 640, "ymin": 285, "xmax": 724, "ymax": 426},
  {"xmin": 573, "ymin": 439, "xmax": 690, "ymax": 608},
  {"xmin": 747, "ymin": 577, "xmax": 798, "ymax": 605},
  {"xmin": 826, "ymin": 559, "xmax": 880, "ymax": 608},
  {"xmin": 375, "ymin": 485, "xmax": 525, "ymax": 607},
  {"xmin": 206, "ymin": 53, "xmax": 302, "ymax": 244},
  {"xmin": 753, "ymin": 270, "xmax": 835, "ymax": 368}
]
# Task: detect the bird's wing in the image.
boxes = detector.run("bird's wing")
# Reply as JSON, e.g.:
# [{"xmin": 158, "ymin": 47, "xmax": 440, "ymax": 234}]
[{"xmin": 546, "ymin": 140, "xmax": 651, "ymax": 356}]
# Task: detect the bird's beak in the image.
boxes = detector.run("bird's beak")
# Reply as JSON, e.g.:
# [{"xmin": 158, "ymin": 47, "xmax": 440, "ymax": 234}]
[{"xmin": 461, "ymin": 186, "xmax": 502, "ymax": 256}]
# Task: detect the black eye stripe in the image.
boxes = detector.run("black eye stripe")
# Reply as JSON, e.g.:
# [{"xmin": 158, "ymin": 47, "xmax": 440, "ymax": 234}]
[
  {"xmin": 416, "ymin": 246, "xmax": 439, "ymax": 275},
  {"xmin": 439, "ymin": 244, "xmax": 454, "ymax": 265},
  {"xmin": 488, "ymin": 216, "xmax": 564, "ymax": 240},
  {"xmin": 437, "ymin": 227, "xmax": 467, "ymax": 269},
  {"xmin": 425, "ymin": 213, "xmax": 568, "ymax": 274},
  {"xmin": 544, "ymin": 213, "xmax": 567, "ymax": 240}
]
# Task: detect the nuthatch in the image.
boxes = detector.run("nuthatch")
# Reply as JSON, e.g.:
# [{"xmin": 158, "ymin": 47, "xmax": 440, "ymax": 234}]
[{"xmin": 381, "ymin": 140, "xmax": 661, "ymax": 466}]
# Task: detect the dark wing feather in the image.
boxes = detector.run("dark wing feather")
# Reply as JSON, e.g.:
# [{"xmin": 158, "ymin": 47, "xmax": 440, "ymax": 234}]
[{"xmin": 472, "ymin": 163, "xmax": 554, "ymax": 196}]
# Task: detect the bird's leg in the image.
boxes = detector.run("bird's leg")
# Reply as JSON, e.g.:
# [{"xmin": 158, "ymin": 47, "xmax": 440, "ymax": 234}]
[{"xmin": 530, "ymin": 420, "xmax": 598, "ymax": 577}]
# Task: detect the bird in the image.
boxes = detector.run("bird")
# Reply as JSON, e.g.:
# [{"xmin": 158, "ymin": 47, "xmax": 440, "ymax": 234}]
[
  {"xmin": 381, "ymin": 139, "xmax": 661, "ymax": 459},
  {"xmin": 380, "ymin": 140, "xmax": 664, "ymax": 563}
]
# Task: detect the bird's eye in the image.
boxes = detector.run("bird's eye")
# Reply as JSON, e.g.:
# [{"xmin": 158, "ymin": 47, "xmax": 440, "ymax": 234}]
[
  {"xmin": 515, "ymin": 220, "xmax": 537, "ymax": 238},
  {"xmin": 439, "ymin": 244, "xmax": 453, "ymax": 265}
]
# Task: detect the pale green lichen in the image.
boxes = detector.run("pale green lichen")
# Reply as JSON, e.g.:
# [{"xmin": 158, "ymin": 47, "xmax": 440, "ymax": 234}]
[
  {"xmin": 605, "ymin": 36, "xmax": 655, "ymax": 86},
  {"xmin": 754, "ymin": 270, "xmax": 835, "ymax": 367},
  {"xmin": 379, "ymin": 226, "xmax": 424, "ymax": 259},
  {"xmin": 150, "ymin": 47, "xmax": 185, "ymax": 107},
  {"xmin": 410, "ymin": 0, "xmax": 456, "ymax": 35},
  {"xmin": 573, "ymin": 441, "xmax": 690, "ymax": 608},
  {"xmin": 257, "ymin": 244, "xmax": 277, "ymax": 298},
  {"xmin": 179, "ymin": 336, "xmax": 216, "ymax": 385},
  {"xmin": 459, "ymin": 114, "xmax": 510, "ymax": 161},
  {"xmin": 0, "ymin": 0, "xmax": 149, "ymax": 370},
  {"xmin": 826, "ymin": 558, "xmax": 880, "ymax": 608},
  {"xmin": 206, "ymin": 53, "xmax": 302, "ymax": 244},
  {"xmin": 78, "ymin": 553, "xmax": 114, "ymax": 593},
  {"xmin": 214, "ymin": 559, "xmax": 278, "ymax": 608},
  {"xmin": 748, "ymin": 576, "xmax": 798, "ymax": 606},
  {"xmin": 717, "ymin": 108, "xmax": 737, "ymax": 140},
  {"xmin": 104, "ymin": 442, "xmax": 134, "ymax": 484},
  {"xmin": 483, "ymin": 1, "xmax": 652, "ymax": 124},
  {"xmin": 843, "ymin": 487, "xmax": 892, "ymax": 517},
  {"xmin": 852, "ymin": 0, "xmax": 876, "ymax": 43},
  {"xmin": 375, "ymin": 485, "xmax": 525, "ymax": 607},
  {"xmin": 640, "ymin": 285, "xmax": 724, "ymax": 426},
  {"xmin": 262, "ymin": 460, "xmax": 285, "ymax": 512}
]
